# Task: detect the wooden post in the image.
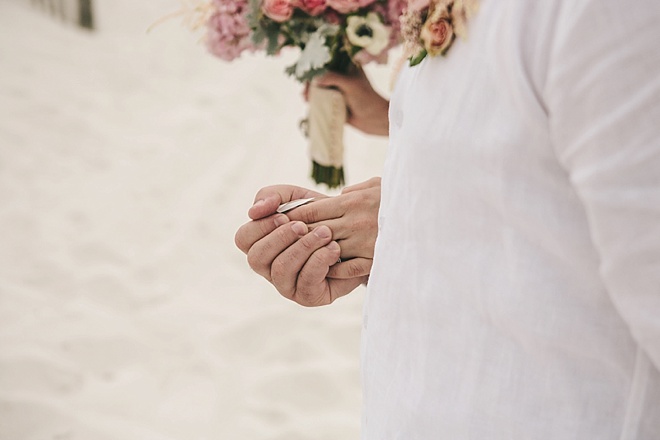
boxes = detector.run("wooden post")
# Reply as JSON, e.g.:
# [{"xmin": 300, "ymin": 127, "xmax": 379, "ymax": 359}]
[{"xmin": 79, "ymin": 0, "xmax": 94, "ymax": 30}]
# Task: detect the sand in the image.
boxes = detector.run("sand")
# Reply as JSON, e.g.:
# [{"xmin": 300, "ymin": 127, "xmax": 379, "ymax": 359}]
[{"xmin": 0, "ymin": 1, "xmax": 389, "ymax": 438}]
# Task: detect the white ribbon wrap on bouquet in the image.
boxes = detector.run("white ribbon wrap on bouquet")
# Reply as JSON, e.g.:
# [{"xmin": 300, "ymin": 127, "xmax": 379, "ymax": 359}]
[{"xmin": 307, "ymin": 84, "xmax": 347, "ymax": 186}]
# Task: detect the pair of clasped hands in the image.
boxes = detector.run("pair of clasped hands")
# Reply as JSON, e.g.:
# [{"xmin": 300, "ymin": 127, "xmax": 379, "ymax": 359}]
[{"xmin": 234, "ymin": 69, "xmax": 389, "ymax": 306}]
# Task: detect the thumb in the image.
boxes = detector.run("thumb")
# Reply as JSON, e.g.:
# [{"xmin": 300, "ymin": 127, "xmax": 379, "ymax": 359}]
[{"xmin": 248, "ymin": 194, "xmax": 281, "ymax": 220}]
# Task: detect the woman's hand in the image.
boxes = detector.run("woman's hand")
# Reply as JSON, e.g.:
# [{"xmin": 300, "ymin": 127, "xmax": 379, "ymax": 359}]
[{"xmin": 312, "ymin": 69, "xmax": 389, "ymax": 136}]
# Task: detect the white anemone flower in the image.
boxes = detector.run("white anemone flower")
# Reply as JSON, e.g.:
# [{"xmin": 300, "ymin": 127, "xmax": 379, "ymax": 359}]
[{"xmin": 346, "ymin": 12, "xmax": 390, "ymax": 56}]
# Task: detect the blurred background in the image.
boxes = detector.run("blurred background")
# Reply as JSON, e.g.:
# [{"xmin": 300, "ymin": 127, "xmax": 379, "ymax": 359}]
[{"xmin": 0, "ymin": 1, "xmax": 389, "ymax": 438}]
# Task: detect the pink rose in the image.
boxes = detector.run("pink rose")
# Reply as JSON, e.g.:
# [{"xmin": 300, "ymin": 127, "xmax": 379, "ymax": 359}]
[
  {"xmin": 296, "ymin": 0, "xmax": 327, "ymax": 16},
  {"xmin": 326, "ymin": 0, "xmax": 361, "ymax": 14},
  {"xmin": 262, "ymin": 0, "xmax": 294, "ymax": 22},
  {"xmin": 420, "ymin": 4, "xmax": 454, "ymax": 56}
]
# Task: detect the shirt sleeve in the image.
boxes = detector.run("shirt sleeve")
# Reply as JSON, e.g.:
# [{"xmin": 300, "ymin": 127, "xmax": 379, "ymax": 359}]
[{"xmin": 545, "ymin": 1, "xmax": 660, "ymax": 368}]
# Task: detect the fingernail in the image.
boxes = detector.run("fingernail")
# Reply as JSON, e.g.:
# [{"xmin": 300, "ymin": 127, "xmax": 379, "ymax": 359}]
[
  {"xmin": 253, "ymin": 199, "xmax": 265, "ymax": 208},
  {"xmin": 273, "ymin": 214, "xmax": 289, "ymax": 227},
  {"xmin": 326, "ymin": 241, "xmax": 340, "ymax": 252},
  {"xmin": 314, "ymin": 225, "xmax": 331, "ymax": 239},
  {"xmin": 291, "ymin": 221, "xmax": 307, "ymax": 236}
]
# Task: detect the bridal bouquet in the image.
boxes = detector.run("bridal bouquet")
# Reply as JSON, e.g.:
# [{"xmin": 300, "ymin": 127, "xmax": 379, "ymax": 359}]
[{"xmin": 202, "ymin": 0, "xmax": 405, "ymax": 187}]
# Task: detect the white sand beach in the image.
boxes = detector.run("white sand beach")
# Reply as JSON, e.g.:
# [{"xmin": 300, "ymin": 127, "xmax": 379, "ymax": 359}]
[{"xmin": 0, "ymin": 1, "xmax": 389, "ymax": 438}]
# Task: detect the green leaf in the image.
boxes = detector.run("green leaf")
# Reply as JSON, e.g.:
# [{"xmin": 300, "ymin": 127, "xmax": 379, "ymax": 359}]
[
  {"xmin": 264, "ymin": 22, "xmax": 281, "ymax": 54},
  {"xmin": 285, "ymin": 63, "xmax": 297, "ymax": 77},
  {"xmin": 247, "ymin": 0, "xmax": 262, "ymax": 29},
  {"xmin": 251, "ymin": 27, "xmax": 266, "ymax": 46},
  {"xmin": 409, "ymin": 49, "xmax": 427, "ymax": 67}
]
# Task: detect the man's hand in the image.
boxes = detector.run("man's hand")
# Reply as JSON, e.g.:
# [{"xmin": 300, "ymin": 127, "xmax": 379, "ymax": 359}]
[
  {"xmin": 234, "ymin": 184, "xmax": 371, "ymax": 306},
  {"xmin": 310, "ymin": 69, "xmax": 389, "ymax": 136}
]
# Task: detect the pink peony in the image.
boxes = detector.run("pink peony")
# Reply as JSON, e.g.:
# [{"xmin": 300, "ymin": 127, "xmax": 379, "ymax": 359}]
[{"xmin": 206, "ymin": 0, "xmax": 256, "ymax": 61}]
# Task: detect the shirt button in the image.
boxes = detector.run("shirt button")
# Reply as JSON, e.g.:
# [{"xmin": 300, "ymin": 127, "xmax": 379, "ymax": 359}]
[{"xmin": 391, "ymin": 108, "xmax": 403, "ymax": 128}]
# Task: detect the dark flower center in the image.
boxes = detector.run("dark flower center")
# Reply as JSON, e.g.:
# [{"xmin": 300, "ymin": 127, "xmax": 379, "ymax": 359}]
[{"xmin": 356, "ymin": 24, "xmax": 373, "ymax": 38}]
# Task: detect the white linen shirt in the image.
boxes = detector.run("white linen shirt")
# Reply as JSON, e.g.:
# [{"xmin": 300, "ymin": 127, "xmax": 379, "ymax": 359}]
[{"xmin": 362, "ymin": 1, "xmax": 660, "ymax": 438}]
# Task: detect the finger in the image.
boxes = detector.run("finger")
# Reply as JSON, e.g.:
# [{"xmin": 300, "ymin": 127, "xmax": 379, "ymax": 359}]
[
  {"xmin": 314, "ymin": 71, "xmax": 350, "ymax": 92},
  {"xmin": 299, "ymin": 211, "xmax": 377, "ymax": 258},
  {"xmin": 249, "ymin": 185, "xmax": 324, "ymax": 220},
  {"xmin": 286, "ymin": 197, "xmax": 345, "ymax": 224},
  {"xmin": 235, "ymin": 213, "xmax": 290, "ymax": 254},
  {"xmin": 294, "ymin": 241, "xmax": 342, "ymax": 306},
  {"xmin": 314, "ymin": 75, "xmax": 360, "ymax": 98},
  {"xmin": 341, "ymin": 177, "xmax": 381, "ymax": 194},
  {"xmin": 336, "ymin": 235, "xmax": 372, "ymax": 260},
  {"xmin": 286, "ymin": 221, "xmax": 366, "ymax": 259},
  {"xmin": 298, "ymin": 222, "xmax": 360, "ymax": 259},
  {"xmin": 327, "ymin": 257, "xmax": 373, "ymax": 279},
  {"xmin": 314, "ymin": 69, "xmax": 365, "ymax": 93},
  {"xmin": 270, "ymin": 225, "xmax": 333, "ymax": 298},
  {"xmin": 247, "ymin": 221, "xmax": 309, "ymax": 280},
  {"xmin": 302, "ymin": 218, "xmax": 343, "ymax": 238}
]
